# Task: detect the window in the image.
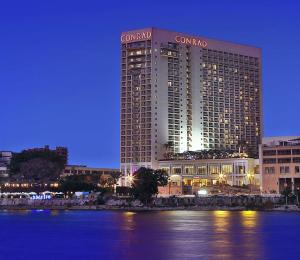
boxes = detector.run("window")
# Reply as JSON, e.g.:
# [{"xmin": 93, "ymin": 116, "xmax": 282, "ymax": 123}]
[
  {"xmin": 263, "ymin": 150, "xmax": 276, "ymax": 156},
  {"xmin": 263, "ymin": 158, "xmax": 276, "ymax": 164},
  {"xmin": 161, "ymin": 167, "xmax": 170, "ymax": 174},
  {"xmin": 222, "ymin": 164, "xmax": 233, "ymax": 174},
  {"xmin": 278, "ymin": 158, "xmax": 291, "ymax": 164},
  {"xmin": 292, "ymin": 149, "xmax": 300, "ymax": 155},
  {"xmin": 295, "ymin": 166, "xmax": 300, "ymax": 174},
  {"xmin": 293, "ymin": 157, "xmax": 300, "ymax": 163},
  {"xmin": 172, "ymin": 167, "xmax": 181, "ymax": 175},
  {"xmin": 185, "ymin": 166, "xmax": 194, "ymax": 175},
  {"xmin": 209, "ymin": 165, "xmax": 220, "ymax": 175},
  {"xmin": 197, "ymin": 165, "xmax": 207, "ymax": 175},
  {"xmin": 277, "ymin": 149, "xmax": 291, "ymax": 155},
  {"xmin": 236, "ymin": 165, "xmax": 245, "ymax": 174},
  {"xmin": 264, "ymin": 167, "xmax": 275, "ymax": 174},
  {"xmin": 280, "ymin": 166, "xmax": 289, "ymax": 174}
]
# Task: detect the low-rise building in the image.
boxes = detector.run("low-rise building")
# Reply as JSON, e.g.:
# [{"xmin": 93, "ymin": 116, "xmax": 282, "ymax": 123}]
[
  {"xmin": 260, "ymin": 136, "xmax": 300, "ymax": 194},
  {"xmin": 158, "ymin": 157, "xmax": 260, "ymax": 195},
  {"xmin": 62, "ymin": 165, "xmax": 120, "ymax": 177},
  {"xmin": 61, "ymin": 165, "xmax": 121, "ymax": 188},
  {"xmin": 0, "ymin": 151, "xmax": 13, "ymax": 178}
]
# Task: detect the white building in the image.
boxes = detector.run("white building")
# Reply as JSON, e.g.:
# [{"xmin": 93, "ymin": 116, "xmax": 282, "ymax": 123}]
[
  {"xmin": 158, "ymin": 157, "xmax": 260, "ymax": 195},
  {"xmin": 120, "ymin": 28, "xmax": 262, "ymax": 185}
]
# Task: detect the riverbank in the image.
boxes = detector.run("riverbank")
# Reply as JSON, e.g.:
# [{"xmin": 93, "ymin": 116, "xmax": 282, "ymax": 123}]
[
  {"xmin": 1, "ymin": 204, "xmax": 300, "ymax": 212},
  {"xmin": 1, "ymin": 195, "xmax": 299, "ymax": 212}
]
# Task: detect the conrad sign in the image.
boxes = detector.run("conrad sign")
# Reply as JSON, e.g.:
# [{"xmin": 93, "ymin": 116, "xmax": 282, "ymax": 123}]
[
  {"xmin": 175, "ymin": 35, "xmax": 208, "ymax": 48},
  {"xmin": 121, "ymin": 31, "xmax": 152, "ymax": 43}
]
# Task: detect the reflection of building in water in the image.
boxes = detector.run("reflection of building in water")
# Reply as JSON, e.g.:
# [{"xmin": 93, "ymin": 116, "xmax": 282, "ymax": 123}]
[
  {"xmin": 241, "ymin": 210, "xmax": 257, "ymax": 228},
  {"xmin": 122, "ymin": 212, "xmax": 136, "ymax": 231},
  {"xmin": 209, "ymin": 210, "xmax": 264, "ymax": 259},
  {"xmin": 213, "ymin": 210, "xmax": 231, "ymax": 232},
  {"xmin": 211, "ymin": 210, "xmax": 234, "ymax": 258},
  {"xmin": 239, "ymin": 210, "xmax": 265, "ymax": 258}
]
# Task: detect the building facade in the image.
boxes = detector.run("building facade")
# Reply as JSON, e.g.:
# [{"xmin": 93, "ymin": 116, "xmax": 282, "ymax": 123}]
[
  {"xmin": 260, "ymin": 137, "xmax": 300, "ymax": 193},
  {"xmin": 0, "ymin": 151, "xmax": 13, "ymax": 178},
  {"xmin": 62, "ymin": 165, "xmax": 120, "ymax": 177},
  {"xmin": 120, "ymin": 28, "xmax": 262, "ymax": 184},
  {"xmin": 158, "ymin": 157, "xmax": 260, "ymax": 195}
]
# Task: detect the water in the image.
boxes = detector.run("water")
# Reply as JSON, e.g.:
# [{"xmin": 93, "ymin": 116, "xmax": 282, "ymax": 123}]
[{"xmin": 0, "ymin": 210, "xmax": 299, "ymax": 259}]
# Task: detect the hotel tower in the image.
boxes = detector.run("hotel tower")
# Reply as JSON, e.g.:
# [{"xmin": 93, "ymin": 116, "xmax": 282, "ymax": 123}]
[{"xmin": 120, "ymin": 28, "xmax": 262, "ymax": 184}]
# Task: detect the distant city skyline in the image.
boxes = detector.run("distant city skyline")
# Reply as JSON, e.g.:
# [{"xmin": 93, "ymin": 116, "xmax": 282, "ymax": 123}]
[{"xmin": 1, "ymin": 0, "xmax": 300, "ymax": 168}]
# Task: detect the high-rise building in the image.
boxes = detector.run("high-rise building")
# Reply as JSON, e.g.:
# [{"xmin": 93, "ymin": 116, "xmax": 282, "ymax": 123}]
[{"xmin": 120, "ymin": 28, "xmax": 262, "ymax": 184}]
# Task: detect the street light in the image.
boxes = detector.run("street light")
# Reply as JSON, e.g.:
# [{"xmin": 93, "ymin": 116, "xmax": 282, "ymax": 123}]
[
  {"xmin": 127, "ymin": 174, "xmax": 135, "ymax": 187},
  {"xmin": 218, "ymin": 173, "xmax": 225, "ymax": 192},
  {"xmin": 247, "ymin": 171, "xmax": 254, "ymax": 194},
  {"xmin": 284, "ymin": 180, "xmax": 288, "ymax": 206}
]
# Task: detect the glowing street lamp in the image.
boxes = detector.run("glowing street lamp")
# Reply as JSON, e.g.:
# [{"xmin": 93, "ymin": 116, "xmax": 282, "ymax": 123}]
[
  {"xmin": 127, "ymin": 174, "xmax": 135, "ymax": 186},
  {"xmin": 247, "ymin": 171, "xmax": 255, "ymax": 193},
  {"xmin": 247, "ymin": 171, "xmax": 254, "ymax": 183},
  {"xmin": 218, "ymin": 173, "xmax": 226, "ymax": 191}
]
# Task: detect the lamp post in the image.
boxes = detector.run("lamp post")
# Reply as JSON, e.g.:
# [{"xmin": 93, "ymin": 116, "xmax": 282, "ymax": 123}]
[
  {"xmin": 284, "ymin": 180, "xmax": 288, "ymax": 206},
  {"xmin": 247, "ymin": 171, "xmax": 254, "ymax": 194},
  {"xmin": 218, "ymin": 173, "xmax": 225, "ymax": 192},
  {"xmin": 127, "ymin": 174, "xmax": 134, "ymax": 187}
]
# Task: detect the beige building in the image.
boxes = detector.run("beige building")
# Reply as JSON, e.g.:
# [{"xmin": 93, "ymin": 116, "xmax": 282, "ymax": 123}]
[
  {"xmin": 62, "ymin": 165, "xmax": 120, "ymax": 177},
  {"xmin": 120, "ymin": 28, "xmax": 262, "ymax": 185},
  {"xmin": 260, "ymin": 137, "xmax": 300, "ymax": 194},
  {"xmin": 158, "ymin": 157, "xmax": 260, "ymax": 195}
]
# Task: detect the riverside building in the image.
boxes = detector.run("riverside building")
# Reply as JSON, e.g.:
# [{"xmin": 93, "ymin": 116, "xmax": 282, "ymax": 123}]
[
  {"xmin": 260, "ymin": 137, "xmax": 300, "ymax": 193},
  {"xmin": 0, "ymin": 151, "xmax": 13, "ymax": 178},
  {"xmin": 62, "ymin": 165, "xmax": 120, "ymax": 177},
  {"xmin": 158, "ymin": 157, "xmax": 260, "ymax": 195},
  {"xmin": 120, "ymin": 28, "xmax": 262, "ymax": 185}
]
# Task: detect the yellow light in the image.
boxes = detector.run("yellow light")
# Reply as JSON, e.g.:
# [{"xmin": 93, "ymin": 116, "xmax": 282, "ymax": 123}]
[
  {"xmin": 213, "ymin": 210, "xmax": 230, "ymax": 217},
  {"xmin": 241, "ymin": 211, "xmax": 257, "ymax": 228}
]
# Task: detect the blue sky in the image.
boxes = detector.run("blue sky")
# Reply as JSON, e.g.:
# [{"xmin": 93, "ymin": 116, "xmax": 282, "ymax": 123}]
[{"xmin": 1, "ymin": 0, "xmax": 300, "ymax": 167}]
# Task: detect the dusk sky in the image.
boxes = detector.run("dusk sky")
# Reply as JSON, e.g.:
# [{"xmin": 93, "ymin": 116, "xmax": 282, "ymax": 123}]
[{"xmin": 1, "ymin": 0, "xmax": 300, "ymax": 168}]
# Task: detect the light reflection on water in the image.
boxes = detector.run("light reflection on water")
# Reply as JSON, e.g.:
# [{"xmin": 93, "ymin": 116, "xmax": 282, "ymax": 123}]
[
  {"xmin": 0, "ymin": 210, "xmax": 299, "ymax": 259},
  {"xmin": 241, "ymin": 210, "xmax": 257, "ymax": 228}
]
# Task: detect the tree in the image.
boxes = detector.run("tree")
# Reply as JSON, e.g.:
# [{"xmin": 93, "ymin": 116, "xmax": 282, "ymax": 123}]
[
  {"xmin": 60, "ymin": 177, "xmax": 96, "ymax": 192},
  {"xmin": 131, "ymin": 167, "xmax": 168, "ymax": 205},
  {"xmin": 9, "ymin": 150, "xmax": 66, "ymax": 182},
  {"xmin": 60, "ymin": 173, "xmax": 118, "ymax": 193}
]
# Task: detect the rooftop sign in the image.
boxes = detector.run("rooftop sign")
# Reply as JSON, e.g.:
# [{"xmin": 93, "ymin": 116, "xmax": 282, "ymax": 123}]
[
  {"xmin": 121, "ymin": 31, "xmax": 152, "ymax": 43},
  {"xmin": 175, "ymin": 35, "xmax": 208, "ymax": 48}
]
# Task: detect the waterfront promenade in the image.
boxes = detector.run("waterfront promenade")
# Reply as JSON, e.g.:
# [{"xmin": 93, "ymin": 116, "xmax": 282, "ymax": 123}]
[{"xmin": 1, "ymin": 195, "xmax": 298, "ymax": 212}]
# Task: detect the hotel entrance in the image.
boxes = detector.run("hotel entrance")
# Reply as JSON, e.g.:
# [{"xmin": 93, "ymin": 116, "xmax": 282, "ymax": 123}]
[{"xmin": 182, "ymin": 177, "xmax": 213, "ymax": 194}]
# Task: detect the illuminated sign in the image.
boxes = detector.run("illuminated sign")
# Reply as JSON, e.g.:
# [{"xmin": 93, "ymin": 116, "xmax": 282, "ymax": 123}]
[
  {"xmin": 31, "ymin": 194, "xmax": 51, "ymax": 200},
  {"xmin": 175, "ymin": 35, "xmax": 208, "ymax": 48},
  {"xmin": 121, "ymin": 31, "xmax": 152, "ymax": 43}
]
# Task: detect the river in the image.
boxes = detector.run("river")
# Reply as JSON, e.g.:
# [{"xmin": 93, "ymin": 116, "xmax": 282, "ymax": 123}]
[{"xmin": 0, "ymin": 210, "xmax": 299, "ymax": 259}]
